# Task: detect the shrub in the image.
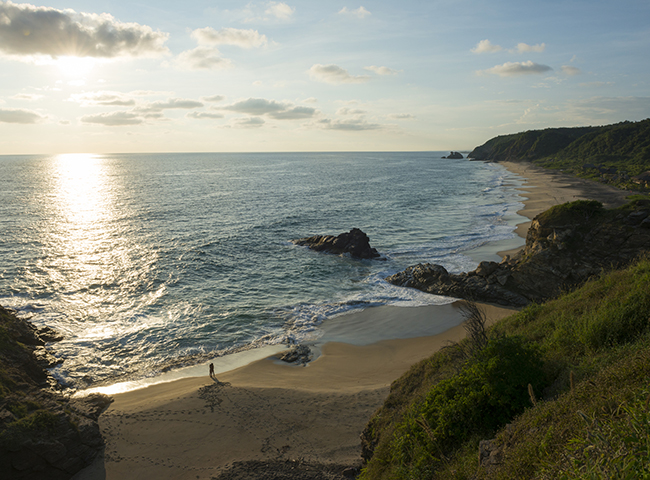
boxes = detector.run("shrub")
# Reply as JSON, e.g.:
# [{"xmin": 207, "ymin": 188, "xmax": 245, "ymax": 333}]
[{"xmin": 376, "ymin": 336, "xmax": 547, "ymax": 479}]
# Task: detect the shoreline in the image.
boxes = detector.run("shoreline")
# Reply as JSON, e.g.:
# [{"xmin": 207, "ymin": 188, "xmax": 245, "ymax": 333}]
[{"xmin": 75, "ymin": 160, "xmax": 632, "ymax": 480}]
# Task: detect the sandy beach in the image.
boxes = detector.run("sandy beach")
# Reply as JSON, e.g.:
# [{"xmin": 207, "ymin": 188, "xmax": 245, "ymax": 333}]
[{"xmin": 73, "ymin": 160, "xmax": 631, "ymax": 480}]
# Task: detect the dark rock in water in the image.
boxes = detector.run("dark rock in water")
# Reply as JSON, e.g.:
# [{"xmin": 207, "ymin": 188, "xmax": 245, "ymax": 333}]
[
  {"xmin": 0, "ymin": 306, "xmax": 112, "ymax": 480},
  {"xmin": 443, "ymin": 151, "xmax": 463, "ymax": 159},
  {"xmin": 279, "ymin": 345, "xmax": 313, "ymax": 365},
  {"xmin": 292, "ymin": 228, "xmax": 380, "ymax": 259},
  {"xmin": 386, "ymin": 199, "xmax": 650, "ymax": 307}
]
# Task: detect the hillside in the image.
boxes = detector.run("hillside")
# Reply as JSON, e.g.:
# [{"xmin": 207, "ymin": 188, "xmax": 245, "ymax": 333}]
[
  {"xmin": 468, "ymin": 119, "xmax": 650, "ymax": 188},
  {"xmin": 360, "ymin": 255, "xmax": 650, "ymax": 479}
]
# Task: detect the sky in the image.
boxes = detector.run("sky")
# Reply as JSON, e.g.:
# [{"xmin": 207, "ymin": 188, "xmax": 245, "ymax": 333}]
[{"xmin": 0, "ymin": 0, "xmax": 649, "ymax": 154}]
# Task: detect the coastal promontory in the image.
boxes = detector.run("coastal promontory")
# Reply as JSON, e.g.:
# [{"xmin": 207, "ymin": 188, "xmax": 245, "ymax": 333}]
[
  {"xmin": 386, "ymin": 199, "xmax": 650, "ymax": 306},
  {"xmin": 0, "ymin": 307, "xmax": 112, "ymax": 479}
]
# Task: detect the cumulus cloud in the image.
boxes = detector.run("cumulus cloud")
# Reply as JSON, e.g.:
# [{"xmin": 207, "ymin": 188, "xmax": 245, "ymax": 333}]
[
  {"xmin": 69, "ymin": 91, "xmax": 135, "ymax": 107},
  {"xmin": 0, "ymin": 107, "xmax": 45, "ymax": 123},
  {"xmin": 137, "ymin": 98, "xmax": 204, "ymax": 113},
  {"xmin": 338, "ymin": 6, "xmax": 371, "ymax": 19},
  {"xmin": 337, "ymin": 107, "xmax": 366, "ymax": 115},
  {"xmin": 0, "ymin": 2, "xmax": 169, "ymax": 59},
  {"xmin": 308, "ymin": 64, "xmax": 370, "ymax": 84},
  {"xmin": 219, "ymin": 97, "xmax": 317, "ymax": 120},
  {"xmin": 80, "ymin": 111, "xmax": 143, "ymax": 126},
  {"xmin": 317, "ymin": 117, "xmax": 381, "ymax": 131},
  {"xmin": 202, "ymin": 94, "xmax": 226, "ymax": 102},
  {"xmin": 175, "ymin": 46, "xmax": 232, "ymax": 70},
  {"xmin": 389, "ymin": 113, "xmax": 415, "ymax": 120},
  {"xmin": 228, "ymin": 116, "xmax": 265, "ymax": 128},
  {"xmin": 192, "ymin": 27, "xmax": 268, "ymax": 48},
  {"xmin": 220, "ymin": 98, "xmax": 286, "ymax": 115},
  {"xmin": 513, "ymin": 42, "xmax": 546, "ymax": 53},
  {"xmin": 186, "ymin": 111, "xmax": 224, "ymax": 120},
  {"xmin": 364, "ymin": 65, "xmax": 398, "ymax": 76},
  {"xmin": 269, "ymin": 106, "xmax": 316, "ymax": 120},
  {"xmin": 265, "ymin": 2, "xmax": 294, "ymax": 20},
  {"xmin": 471, "ymin": 39, "xmax": 502, "ymax": 54},
  {"xmin": 176, "ymin": 27, "xmax": 267, "ymax": 70},
  {"xmin": 478, "ymin": 61, "xmax": 552, "ymax": 77},
  {"xmin": 561, "ymin": 65, "xmax": 582, "ymax": 76}
]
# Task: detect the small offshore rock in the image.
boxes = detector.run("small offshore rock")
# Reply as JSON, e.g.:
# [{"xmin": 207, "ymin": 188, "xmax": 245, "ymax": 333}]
[{"xmin": 292, "ymin": 228, "xmax": 380, "ymax": 259}]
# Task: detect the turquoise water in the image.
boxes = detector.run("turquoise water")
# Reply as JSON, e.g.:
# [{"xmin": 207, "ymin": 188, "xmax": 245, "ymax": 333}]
[{"xmin": 0, "ymin": 152, "xmax": 523, "ymax": 388}]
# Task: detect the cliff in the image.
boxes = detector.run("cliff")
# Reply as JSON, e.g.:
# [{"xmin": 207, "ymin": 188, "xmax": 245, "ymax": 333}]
[{"xmin": 0, "ymin": 307, "xmax": 111, "ymax": 480}]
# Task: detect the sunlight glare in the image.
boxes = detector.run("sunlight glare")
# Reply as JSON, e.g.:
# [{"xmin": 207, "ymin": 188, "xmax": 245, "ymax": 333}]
[{"xmin": 56, "ymin": 56, "xmax": 96, "ymax": 78}]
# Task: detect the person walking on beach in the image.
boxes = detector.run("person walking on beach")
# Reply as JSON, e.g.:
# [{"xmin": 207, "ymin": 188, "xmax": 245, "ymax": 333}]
[{"xmin": 209, "ymin": 362, "xmax": 214, "ymax": 377}]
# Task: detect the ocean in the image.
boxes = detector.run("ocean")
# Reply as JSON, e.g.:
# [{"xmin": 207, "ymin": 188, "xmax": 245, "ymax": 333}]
[{"xmin": 0, "ymin": 152, "xmax": 525, "ymax": 390}]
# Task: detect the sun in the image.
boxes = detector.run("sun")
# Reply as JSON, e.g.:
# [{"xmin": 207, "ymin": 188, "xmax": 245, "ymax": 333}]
[{"xmin": 55, "ymin": 56, "xmax": 97, "ymax": 78}]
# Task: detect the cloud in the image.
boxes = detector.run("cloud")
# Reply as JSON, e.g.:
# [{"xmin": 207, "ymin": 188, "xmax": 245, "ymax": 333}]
[
  {"xmin": 80, "ymin": 111, "xmax": 143, "ymax": 126},
  {"xmin": 561, "ymin": 65, "xmax": 582, "ymax": 76},
  {"xmin": 513, "ymin": 42, "xmax": 546, "ymax": 53},
  {"xmin": 337, "ymin": 107, "xmax": 366, "ymax": 115},
  {"xmin": 265, "ymin": 2, "xmax": 294, "ymax": 20},
  {"xmin": 478, "ymin": 61, "xmax": 553, "ymax": 77},
  {"xmin": 175, "ymin": 46, "xmax": 232, "ymax": 70},
  {"xmin": 269, "ymin": 106, "xmax": 316, "ymax": 120},
  {"xmin": 471, "ymin": 39, "xmax": 502, "ymax": 54},
  {"xmin": 191, "ymin": 27, "xmax": 268, "ymax": 48},
  {"xmin": 69, "ymin": 91, "xmax": 135, "ymax": 107},
  {"xmin": 137, "ymin": 98, "xmax": 204, "ymax": 112},
  {"xmin": 219, "ymin": 97, "xmax": 317, "ymax": 120},
  {"xmin": 11, "ymin": 93, "xmax": 44, "ymax": 101},
  {"xmin": 221, "ymin": 98, "xmax": 286, "ymax": 115},
  {"xmin": 202, "ymin": 94, "xmax": 226, "ymax": 102},
  {"xmin": 186, "ymin": 111, "xmax": 224, "ymax": 120},
  {"xmin": 364, "ymin": 65, "xmax": 398, "ymax": 76},
  {"xmin": 338, "ymin": 6, "xmax": 371, "ymax": 19},
  {"xmin": 317, "ymin": 117, "xmax": 381, "ymax": 131},
  {"xmin": 389, "ymin": 113, "xmax": 415, "ymax": 120},
  {"xmin": 308, "ymin": 64, "xmax": 370, "ymax": 84},
  {"xmin": 0, "ymin": 2, "xmax": 169, "ymax": 59},
  {"xmin": 228, "ymin": 116, "xmax": 265, "ymax": 128},
  {"xmin": 0, "ymin": 107, "xmax": 45, "ymax": 123}
]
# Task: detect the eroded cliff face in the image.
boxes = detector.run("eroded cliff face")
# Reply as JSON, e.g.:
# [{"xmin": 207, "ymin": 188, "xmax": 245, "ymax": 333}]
[
  {"xmin": 386, "ymin": 200, "xmax": 650, "ymax": 307},
  {"xmin": 0, "ymin": 307, "xmax": 112, "ymax": 480}
]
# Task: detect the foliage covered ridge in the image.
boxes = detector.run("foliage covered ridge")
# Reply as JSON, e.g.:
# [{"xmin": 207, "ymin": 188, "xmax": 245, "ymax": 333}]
[{"xmin": 468, "ymin": 118, "xmax": 650, "ymax": 188}]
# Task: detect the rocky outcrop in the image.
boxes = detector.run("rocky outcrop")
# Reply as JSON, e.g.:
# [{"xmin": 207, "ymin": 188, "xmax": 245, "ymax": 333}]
[
  {"xmin": 442, "ymin": 151, "xmax": 463, "ymax": 159},
  {"xmin": 0, "ymin": 307, "xmax": 112, "ymax": 480},
  {"xmin": 292, "ymin": 228, "xmax": 380, "ymax": 259},
  {"xmin": 386, "ymin": 200, "xmax": 650, "ymax": 306},
  {"xmin": 279, "ymin": 345, "xmax": 313, "ymax": 365}
]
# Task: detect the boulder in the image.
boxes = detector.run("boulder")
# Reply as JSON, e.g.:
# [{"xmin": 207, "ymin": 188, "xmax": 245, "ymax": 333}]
[
  {"xmin": 292, "ymin": 228, "xmax": 380, "ymax": 259},
  {"xmin": 443, "ymin": 151, "xmax": 463, "ymax": 159}
]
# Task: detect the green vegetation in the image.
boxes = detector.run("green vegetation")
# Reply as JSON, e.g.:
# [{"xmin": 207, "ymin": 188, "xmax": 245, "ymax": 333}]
[
  {"xmin": 468, "ymin": 119, "xmax": 650, "ymax": 190},
  {"xmin": 360, "ymin": 257, "xmax": 650, "ymax": 479}
]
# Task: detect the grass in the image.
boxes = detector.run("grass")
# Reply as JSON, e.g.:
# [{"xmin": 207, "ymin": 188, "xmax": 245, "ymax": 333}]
[{"xmin": 360, "ymin": 257, "xmax": 650, "ymax": 479}]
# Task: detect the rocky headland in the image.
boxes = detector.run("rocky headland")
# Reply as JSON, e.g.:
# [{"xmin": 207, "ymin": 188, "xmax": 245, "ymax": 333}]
[
  {"xmin": 386, "ymin": 199, "xmax": 650, "ymax": 306},
  {"xmin": 292, "ymin": 228, "xmax": 381, "ymax": 259},
  {"xmin": 0, "ymin": 307, "xmax": 112, "ymax": 480}
]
